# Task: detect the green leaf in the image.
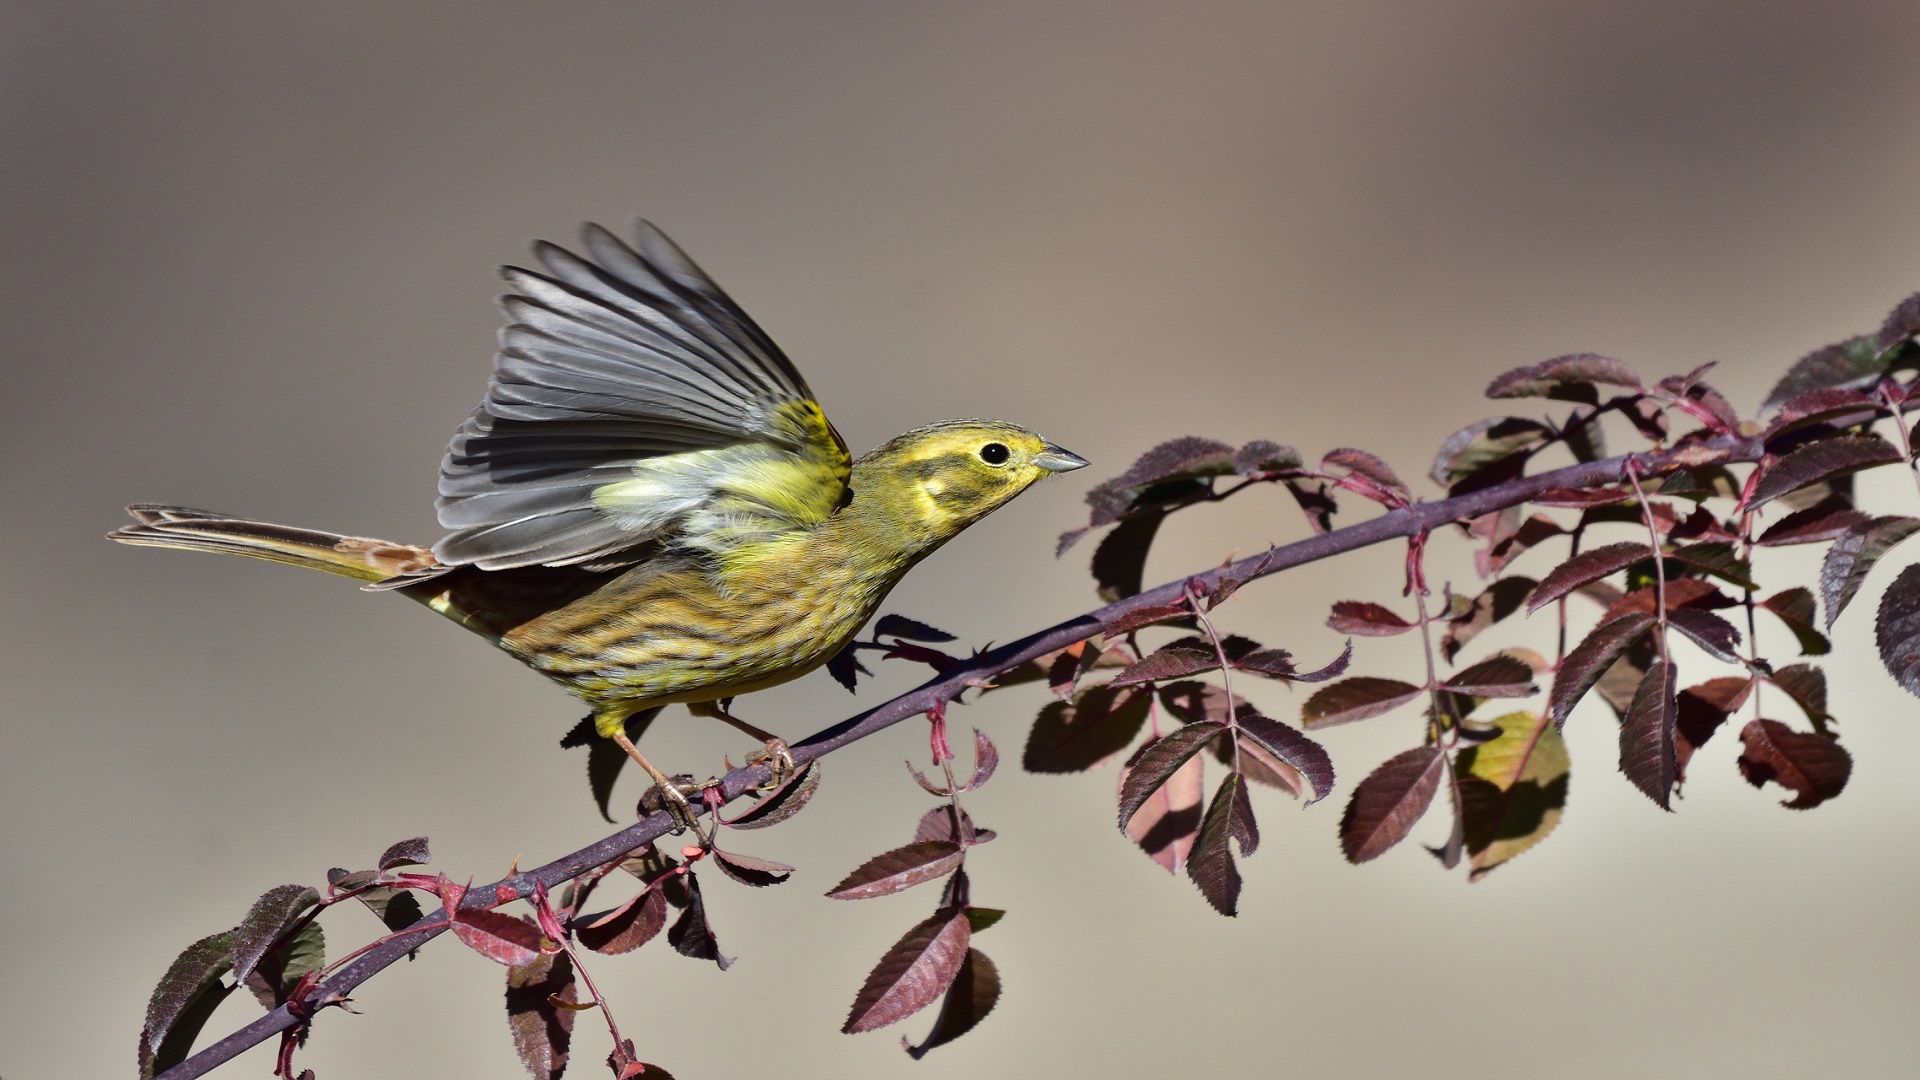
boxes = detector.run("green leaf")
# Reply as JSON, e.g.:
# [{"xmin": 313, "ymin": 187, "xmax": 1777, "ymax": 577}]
[
  {"xmin": 230, "ymin": 885, "xmax": 320, "ymax": 986},
  {"xmin": 1430, "ymin": 417, "xmax": 1553, "ymax": 490},
  {"xmin": 1456, "ymin": 711, "xmax": 1570, "ymax": 881}
]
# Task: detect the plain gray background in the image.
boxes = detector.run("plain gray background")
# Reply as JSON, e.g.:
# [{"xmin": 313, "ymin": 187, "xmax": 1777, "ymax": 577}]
[{"xmin": 6, "ymin": 2, "xmax": 1920, "ymax": 1077}]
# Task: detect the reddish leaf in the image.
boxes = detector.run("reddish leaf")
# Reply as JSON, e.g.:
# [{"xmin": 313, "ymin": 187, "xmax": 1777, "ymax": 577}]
[
  {"xmin": 1442, "ymin": 578, "xmax": 1537, "ymax": 661},
  {"xmin": 711, "ymin": 849, "xmax": 796, "ymax": 888},
  {"xmin": 1206, "ymin": 548, "xmax": 1278, "ymax": 609},
  {"xmin": 1755, "ymin": 497, "xmax": 1871, "ymax": 546},
  {"xmin": 1443, "ymin": 655, "xmax": 1538, "ymax": 698},
  {"xmin": 1101, "ymin": 602, "xmax": 1193, "ymax": 636},
  {"xmin": 452, "ymin": 906, "xmax": 545, "ymax": 968},
  {"xmin": 1122, "ymin": 739, "xmax": 1204, "ymax": 872},
  {"xmin": 140, "ymin": 931, "xmax": 237, "ymax": 1080},
  {"xmin": 1301, "ymin": 677, "xmax": 1423, "ymax": 729},
  {"xmin": 229, "ymin": 884, "xmax": 320, "ymax": 986},
  {"xmin": 1737, "ymin": 720, "xmax": 1852, "ymax": 809},
  {"xmin": 1821, "ymin": 516, "xmax": 1920, "ymax": 626},
  {"xmin": 1667, "ymin": 543, "xmax": 1756, "ymax": 590},
  {"xmin": 1878, "ymin": 563, "xmax": 1920, "ymax": 699},
  {"xmin": 1532, "ymin": 485, "xmax": 1634, "ymax": 508},
  {"xmin": 1227, "ymin": 770, "xmax": 1259, "ymax": 856},
  {"xmin": 1761, "ymin": 335, "xmax": 1888, "ymax": 414},
  {"xmin": 1485, "ymin": 353, "xmax": 1642, "ymax": 403},
  {"xmin": 1482, "ymin": 513, "xmax": 1565, "ymax": 576},
  {"xmin": 1109, "ymin": 645, "xmax": 1219, "ymax": 687},
  {"xmin": 1023, "ymin": 686, "xmax": 1151, "ymax": 773},
  {"xmin": 843, "ymin": 911, "xmax": 972, "ymax": 1034},
  {"xmin": 1761, "ymin": 386, "xmax": 1879, "ymax": 441},
  {"xmin": 1232, "ymin": 648, "xmax": 1297, "ymax": 678},
  {"xmin": 1238, "ymin": 712, "xmax": 1335, "ymax": 804},
  {"xmin": 1117, "ymin": 722, "xmax": 1224, "ymax": 828},
  {"xmin": 1675, "ymin": 677, "xmax": 1752, "ymax": 783},
  {"xmin": 1527, "ymin": 542, "xmax": 1651, "ymax": 613},
  {"xmin": 1659, "ymin": 373, "xmax": 1740, "ymax": 434},
  {"xmin": 1321, "ymin": 448, "xmax": 1410, "ymax": 500},
  {"xmin": 967, "ymin": 729, "xmax": 999, "ymax": 791},
  {"xmin": 1551, "ymin": 613, "xmax": 1656, "ymax": 727},
  {"xmin": 1327, "ymin": 601, "xmax": 1413, "ymax": 636},
  {"xmin": 666, "ymin": 873, "xmax": 730, "ymax": 969},
  {"xmin": 1339, "ymin": 746, "xmax": 1446, "ymax": 863},
  {"xmin": 1761, "ymin": 588, "xmax": 1830, "ymax": 655},
  {"xmin": 1619, "ymin": 660, "xmax": 1678, "ymax": 810},
  {"xmin": 1596, "ymin": 579, "xmax": 1734, "ymax": 623},
  {"xmin": 505, "ymin": 950, "xmax": 576, "ymax": 1080},
  {"xmin": 576, "ymin": 887, "xmax": 668, "ymax": 956},
  {"xmin": 718, "ymin": 759, "xmax": 821, "ymax": 829},
  {"xmin": 1047, "ymin": 646, "xmax": 1090, "ymax": 700},
  {"xmin": 1749, "ymin": 435, "xmax": 1902, "ymax": 509},
  {"xmin": 903, "ymin": 948, "xmax": 1000, "ymax": 1059},
  {"xmin": 1188, "ymin": 775, "xmax": 1245, "ymax": 916},
  {"xmin": 377, "ymin": 837, "xmax": 431, "ymax": 871},
  {"xmin": 1666, "ymin": 608, "xmax": 1743, "ymax": 663},
  {"xmin": 914, "ymin": 805, "xmax": 994, "ymax": 847},
  {"xmin": 828, "ymin": 841, "xmax": 965, "ymax": 900}
]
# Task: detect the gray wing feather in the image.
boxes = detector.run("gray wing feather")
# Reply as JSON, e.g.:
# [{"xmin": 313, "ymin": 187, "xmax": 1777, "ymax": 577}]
[{"xmin": 436, "ymin": 221, "xmax": 819, "ymax": 570}]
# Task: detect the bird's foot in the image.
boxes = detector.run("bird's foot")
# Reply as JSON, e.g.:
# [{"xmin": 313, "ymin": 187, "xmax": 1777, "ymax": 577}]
[
  {"xmin": 748, "ymin": 739, "xmax": 795, "ymax": 790},
  {"xmin": 637, "ymin": 772, "xmax": 706, "ymax": 836}
]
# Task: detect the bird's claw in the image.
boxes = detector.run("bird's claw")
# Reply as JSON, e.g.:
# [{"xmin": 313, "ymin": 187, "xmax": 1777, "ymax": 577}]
[
  {"xmin": 748, "ymin": 739, "xmax": 795, "ymax": 790},
  {"xmin": 638, "ymin": 773, "xmax": 705, "ymax": 835}
]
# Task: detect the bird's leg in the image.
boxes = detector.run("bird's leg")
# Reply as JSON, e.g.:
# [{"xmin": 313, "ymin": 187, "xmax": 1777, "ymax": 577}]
[
  {"xmin": 692, "ymin": 699, "xmax": 793, "ymax": 789},
  {"xmin": 606, "ymin": 725, "xmax": 702, "ymax": 835}
]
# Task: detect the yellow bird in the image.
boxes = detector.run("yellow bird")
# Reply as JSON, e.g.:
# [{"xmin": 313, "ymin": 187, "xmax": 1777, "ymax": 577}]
[{"xmin": 112, "ymin": 221, "xmax": 1087, "ymax": 821}]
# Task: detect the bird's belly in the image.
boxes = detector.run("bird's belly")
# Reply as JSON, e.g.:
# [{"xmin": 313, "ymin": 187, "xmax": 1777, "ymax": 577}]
[{"xmin": 496, "ymin": 566, "xmax": 892, "ymax": 709}]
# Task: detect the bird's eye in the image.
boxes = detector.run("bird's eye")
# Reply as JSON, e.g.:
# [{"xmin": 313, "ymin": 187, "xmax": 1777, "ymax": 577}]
[{"xmin": 978, "ymin": 442, "xmax": 1011, "ymax": 466}]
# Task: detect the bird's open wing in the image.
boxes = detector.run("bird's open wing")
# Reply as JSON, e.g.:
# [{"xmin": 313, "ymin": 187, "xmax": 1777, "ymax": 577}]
[{"xmin": 434, "ymin": 221, "xmax": 851, "ymax": 570}]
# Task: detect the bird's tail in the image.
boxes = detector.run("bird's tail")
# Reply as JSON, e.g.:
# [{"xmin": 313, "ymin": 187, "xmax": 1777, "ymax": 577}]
[{"xmin": 108, "ymin": 504, "xmax": 443, "ymax": 585}]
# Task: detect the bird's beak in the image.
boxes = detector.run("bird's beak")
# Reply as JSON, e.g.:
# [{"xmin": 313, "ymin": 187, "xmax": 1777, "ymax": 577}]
[{"xmin": 1033, "ymin": 443, "xmax": 1090, "ymax": 473}]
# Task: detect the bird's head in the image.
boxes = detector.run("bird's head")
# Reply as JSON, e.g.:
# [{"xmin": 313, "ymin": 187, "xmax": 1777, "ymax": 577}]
[{"xmin": 849, "ymin": 419, "xmax": 1089, "ymax": 542}]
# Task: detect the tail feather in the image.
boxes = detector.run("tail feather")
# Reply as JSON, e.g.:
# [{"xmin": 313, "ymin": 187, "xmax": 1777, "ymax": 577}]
[{"xmin": 109, "ymin": 504, "xmax": 445, "ymax": 585}]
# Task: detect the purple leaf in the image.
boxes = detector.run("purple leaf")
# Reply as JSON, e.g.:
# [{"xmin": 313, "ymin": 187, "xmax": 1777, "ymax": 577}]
[
  {"xmin": 1761, "ymin": 588, "xmax": 1831, "ymax": 655},
  {"xmin": 1101, "ymin": 602, "xmax": 1193, "ymax": 637},
  {"xmin": 1121, "ymin": 740, "xmax": 1204, "ymax": 872},
  {"xmin": 719, "ymin": 759, "xmax": 822, "ymax": 830},
  {"xmin": 1619, "ymin": 660, "xmax": 1678, "ymax": 810},
  {"xmin": 140, "ymin": 931, "xmax": 237, "ymax": 1080},
  {"xmin": 1761, "ymin": 386, "xmax": 1880, "ymax": 441},
  {"xmin": 1289, "ymin": 640, "xmax": 1354, "ymax": 683},
  {"xmin": 1301, "ymin": 677, "xmax": 1423, "ymax": 729},
  {"xmin": 1666, "ymin": 542, "xmax": 1756, "ymax": 590},
  {"xmin": 1666, "ymin": 608, "xmax": 1743, "ymax": 663},
  {"xmin": 874, "ymin": 615, "xmax": 957, "ymax": 642},
  {"xmin": 967, "ymin": 729, "xmax": 999, "ymax": 791},
  {"xmin": 1227, "ymin": 771, "xmax": 1260, "ymax": 857},
  {"xmin": 377, "ymin": 837, "xmax": 431, "ymax": 871},
  {"xmin": 843, "ymin": 910, "xmax": 972, "ymax": 1034},
  {"xmin": 827, "ymin": 641, "xmax": 873, "ymax": 692},
  {"xmin": 903, "ymin": 948, "xmax": 1001, "ymax": 1059},
  {"xmin": 1551, "ymin": 613, "xmax": 1656, "ymax": 727},
  {"xmin": 1187, "ymin": 775, "xmax": 1244, "ymax": 916},
  {"xmin": 1117, "ymin": 722, "xmax": 1224, "ymax": 828},
  {"xmin": 1327, "ymin": 601, "xmax": 1414, "ymax": 636},
  {"xmin": 1877, "ymin": 291, "xmax": 1920, "ymax": 352},
  {"xmin": 1755, "ymin": 497, "xmax": 1871, "ymax": 547},
  {"xmin": 1527, "ymin": 542, "xmax": 1651, "ymax": 613},
  {"xmin": 451, "ymin": 907, "xmax": 545, "ymax": 968},
  {"xmin": 229, "ymin": 884, "xmax": 320, "ymax": 986},
  {"xmin": 1443, "ymin": 655, "xmax": 1539, "ymax": 698},
  {"xmin": 1737, "ymin": 720, "xmax": 1852, "ymax": 809},
  {"xmin": 666, "ymin": 873, "xmax": 731, "ymax": 970},
  {"xmin": 1089, "ymin": 510, "xmax": 1167, "ymax": 601},
  {"xmin": 1485, "ymin": 353, "xmax": 1642, "ymax": 403},
  {"xmin": 576, "ymin": 887, "xmax": 668, "ymax": 956},
  {"xmin": 1339, "ymin": 746, "xmax": 1447, "ymax": 863},
  {"xmin": 711, "ymin": 849, "xmax": 796, "ymax": 888},
  {"xmin": 506, "ymin": 950, "xmax": 577, "ymax": 1080},
  {"xmin": 1748, "ymin": 435, "xmax": 1902, "ymax": 509},
  {"xmin": 1023, "ymin": 686, "xmax": 1151, "ymax": 773},
  {"xmin": 1876, "ymin": 563, "xmax": 1920, "ymax": 698},
  {"xmin": 827, "ymin": 841, "xmax": 965, "ymax": 900},
  {"xmin": 1675, "ymin": 677, "xmax": 1752, "ymax": 784},
  {"xmin": 1821, "ymin": 516, "xmax": 1920, "ymax": 627},
  {"xmin": 1321, "ymin": 448, "xmax": 1410, "ymax": 498},
  {"xmin": 914, "ymin": 806, "xmax": 994, "ymax": 847},
  {"xmin": 1237, "ymin": 712, "xmax": 1335, "ymax": 805},
  {"xmin": 1109, "ymin": 645, "xmax": 1220, "ymax": 687}
]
